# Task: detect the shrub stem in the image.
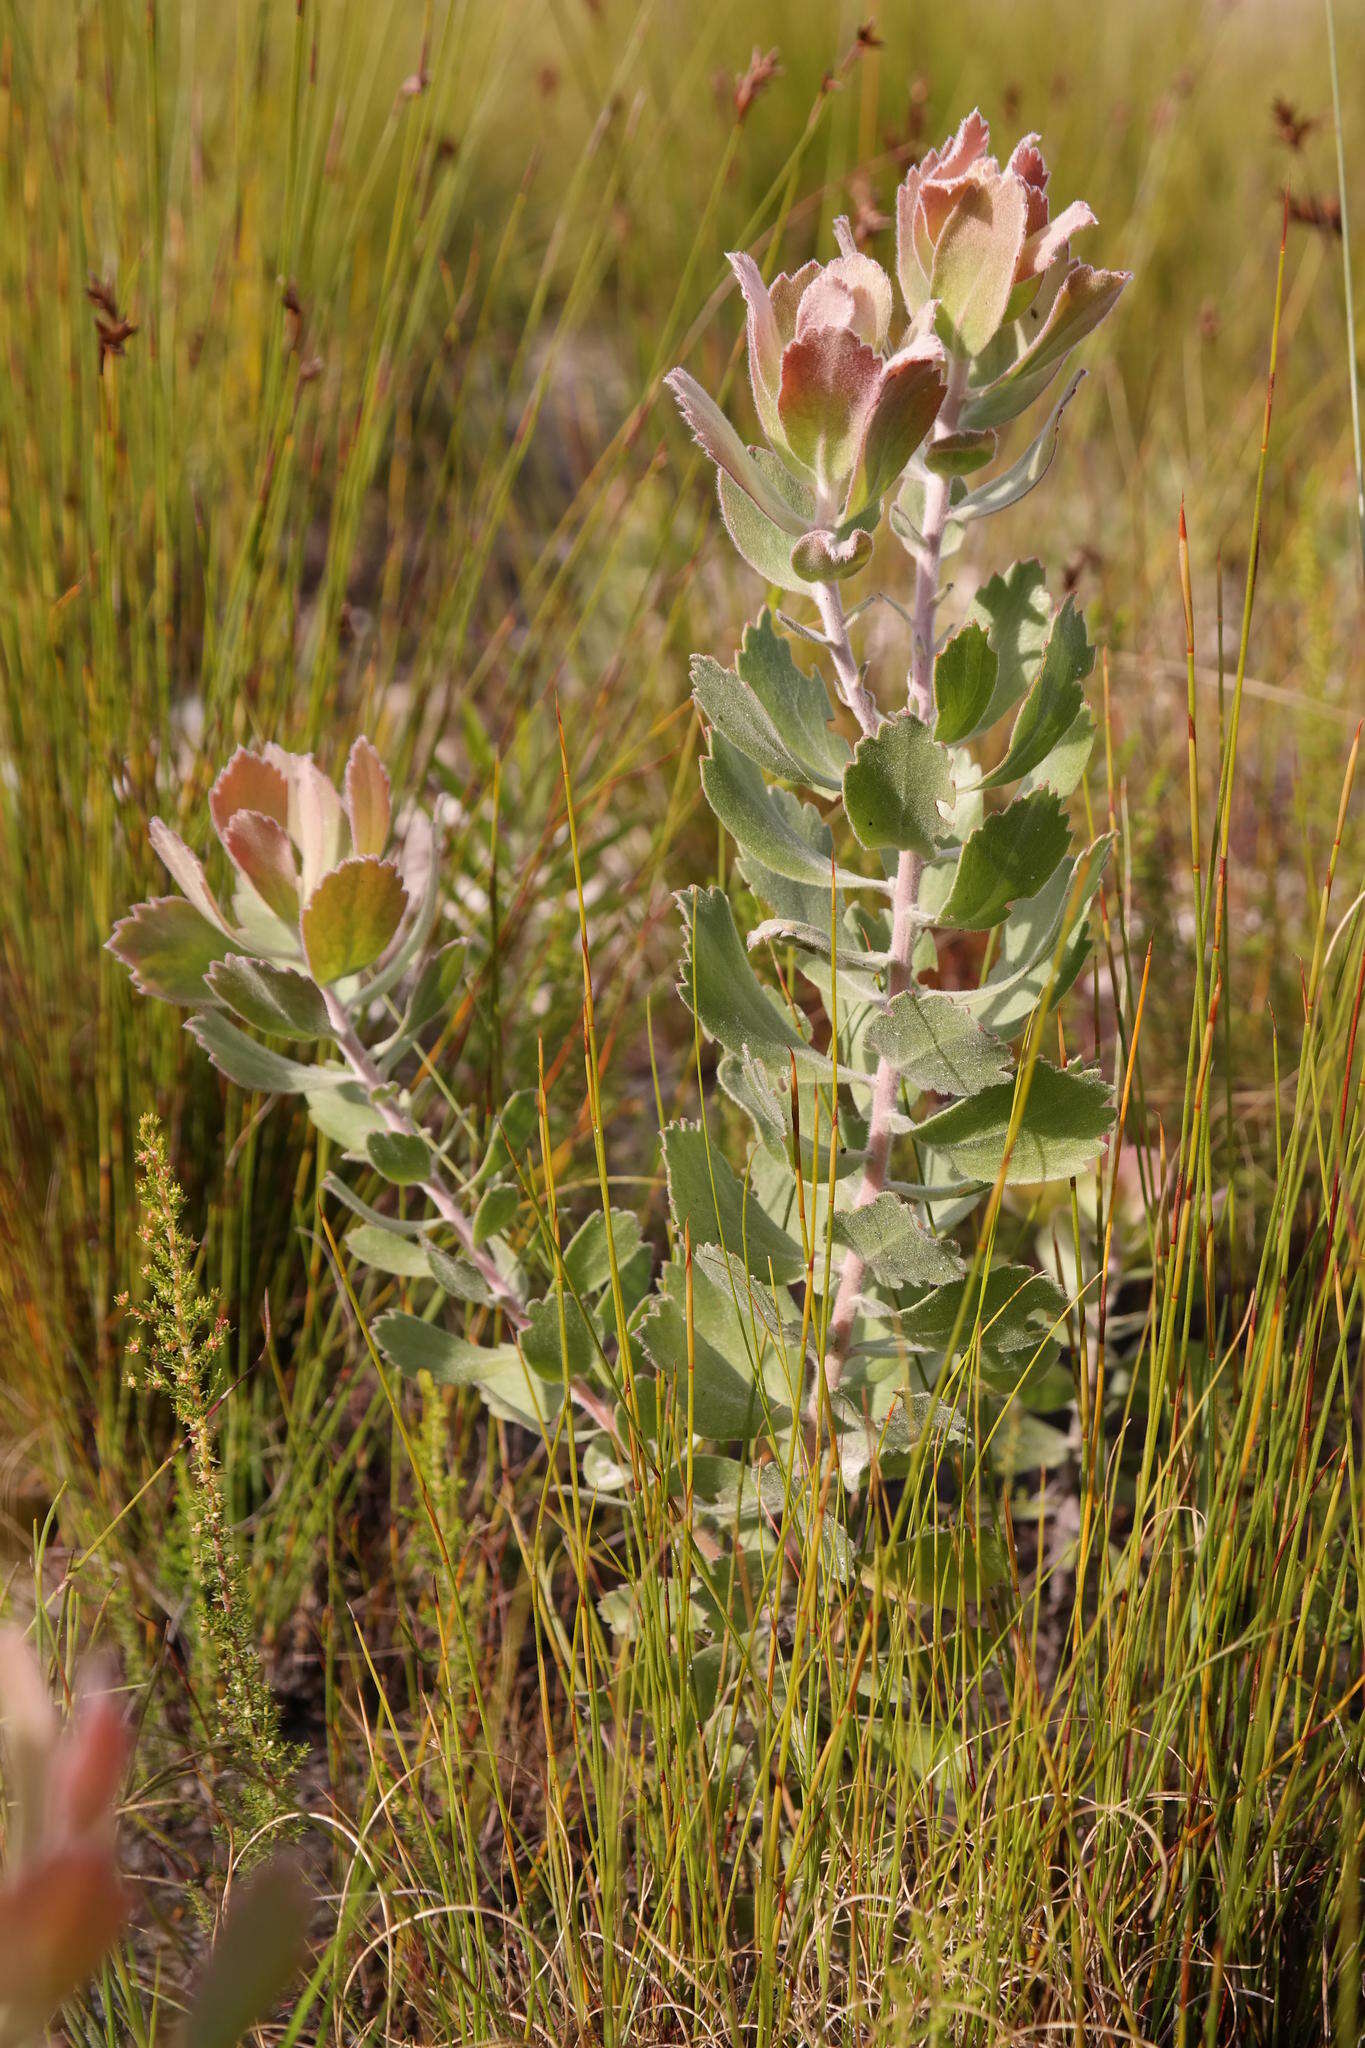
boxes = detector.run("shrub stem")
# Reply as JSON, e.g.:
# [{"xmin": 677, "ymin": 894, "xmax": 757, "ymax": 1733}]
[{"xmin": 816, "ymin": 360, "xmax": 966, "ymax": 1409}]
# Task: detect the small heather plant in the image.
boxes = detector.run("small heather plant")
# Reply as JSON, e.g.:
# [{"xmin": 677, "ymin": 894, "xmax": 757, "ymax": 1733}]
[
  {"xmin": 110, "ymin": 109, "xmax": 1128, "ymax": 1693},
  {"xmin": 120, "ymin": 1114, "xmax": 298, "ymax": 1832}
]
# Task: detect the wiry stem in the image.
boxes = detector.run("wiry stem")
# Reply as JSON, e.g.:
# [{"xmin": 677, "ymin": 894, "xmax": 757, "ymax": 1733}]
[
  {"xmin": 817, "ymin": 361, "xmax": 968, "ymax": 1409},
  {"xmin": 322, "ymin": 986, "xmax": 529, "ymax": 1331}
]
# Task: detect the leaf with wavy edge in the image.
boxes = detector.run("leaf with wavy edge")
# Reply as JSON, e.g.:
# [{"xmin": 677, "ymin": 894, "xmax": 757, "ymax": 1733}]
[
  {"xmin": 301, "ymin": 857, "xmax": 407, "ymax": 984},
  {"xmin": 663, "ymin": 1122, "xmax": 805, "ymax": 1283},
  {"xmin": 107, "ymin": 897, "xmax": 226, "ymax": 1005},
  {"xmin": 677, "ymin": 887, "xmax": 832, "ymax": 1079},
  {"xmin": 936, "ymin": 790, "xmax": 1070, "ymax": 930},
  {"xmin": 913, "ymin": 1057, "xmax": 1112, "ymax": 1185}
]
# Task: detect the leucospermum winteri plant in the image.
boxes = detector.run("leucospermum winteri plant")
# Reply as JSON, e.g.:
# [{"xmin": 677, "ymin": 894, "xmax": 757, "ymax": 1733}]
[
  {"xmin": 634, "ymin": 111, "xmax": 1128, "ymax": 1605},
  {"xmin": 109, "ymin": 738, "xmax": 543, "ymax": 1376}
]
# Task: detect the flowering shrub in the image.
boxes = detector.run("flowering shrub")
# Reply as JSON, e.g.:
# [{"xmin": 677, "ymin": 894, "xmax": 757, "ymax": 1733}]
[{"xmin": 631, "ymin": 108, "xmax": 1128, "ymax": 1616}]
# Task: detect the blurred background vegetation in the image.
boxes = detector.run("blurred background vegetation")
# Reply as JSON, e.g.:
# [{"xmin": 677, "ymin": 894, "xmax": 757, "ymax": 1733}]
[{"xmin": 0, "ymin": 0, "xmax": 1361, "ymax": 2035}]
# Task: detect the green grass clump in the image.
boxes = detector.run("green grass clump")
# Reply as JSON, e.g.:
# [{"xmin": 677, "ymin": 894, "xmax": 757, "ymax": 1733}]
[{"xmin": 1, "ymin": 0, "xmax": 1363, "ymax": 2042}]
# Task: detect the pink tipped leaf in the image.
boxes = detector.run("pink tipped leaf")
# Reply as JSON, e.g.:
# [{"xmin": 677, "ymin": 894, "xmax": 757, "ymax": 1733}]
[
  {"xmin": 223, "ymin": 811, "xmax": 301, "ymax": 927},
  {"xmin": 776, "ymin": 326, "xmax": 881, "ymax": 499},
  {"xmin": 107, "ymin": 898, "xmax": 226, "ymax": 1005},
  {"xmin": 147, "ymin": 819, "xmax": 235, "ymax": 936},
  {"xmin": 844, "ymin": 343, "xmax": 948, "ymax": 521},
  {"xmin": 344, "ymin": 737, "xmax": 391, "ymax": 858},
  {"xmin": 209, "ymin": 747, "xmax": 290, "ymax": 842},
  {"xmin": 665, "ymin": 369, "xmax": 808, "ymax": 534},
  {"xmin": 931, "ymin": 172, "xmax": 1030, "ymax": 357}
]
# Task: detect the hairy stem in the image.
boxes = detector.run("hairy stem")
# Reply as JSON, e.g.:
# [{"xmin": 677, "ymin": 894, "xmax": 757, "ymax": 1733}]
[
  {"xmin": 813, "ymin": 580, "xmax": 880, "ymax": 738},
  {"xmin": 817, "ymin": 363, "xmax": 967, "ymax": 1409},
  {"xmin": 322, "ymin": 987, "xmax": 529, "ymax": 1331}
]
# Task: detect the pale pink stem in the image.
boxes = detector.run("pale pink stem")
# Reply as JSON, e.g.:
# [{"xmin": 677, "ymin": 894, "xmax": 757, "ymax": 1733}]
[
  {"xmin": 322, "ymin": 986, "xmax": 529, "ymax": 1331},
  {"xmin": 815, "ymin": 360, "xmax": 968, "ymax": 1412}
]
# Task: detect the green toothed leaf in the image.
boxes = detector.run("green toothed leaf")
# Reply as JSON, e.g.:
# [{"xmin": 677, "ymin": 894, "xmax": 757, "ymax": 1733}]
[
  {"xmin": 913, "ymin": 1058, "xmax": 1112, "ymax": 1185},
  {"xmin": 207, "ymin": 955, "xmax": 332, "ymax": 1039},
  {"xmin": 563, "ymin": 1209, "xmax": 645, "ymax": 1296},
  {"xmin": 832, "ymin": 1192, "xmax": 964, "ymax": 1287},
  {"xmin": 969, "ymin": 559, "xmax": 1053, "ymax": 733},
  {"xmin": 703, "ymin": 734, "xmax": 871, "ymax": 888},
  {"xmin": 936, "ymin": 791, "xmax": 1070, "ymax": 930},
  {"xmin": 933, "ymin": 623, "xmax": 998, "ymax": 746},
  {"xmin": 365, "ymin": 1129, "xmax": 432, "ymax": 1185},
  {"xmin": 863, "ymin": 988, "xmax": 1012, "ymax": 1097},
  {"xmin": 663, "ymin": 1122, "xmax": 805, "ymax": 1283},
  {"xmin": 637, "ymin": 1257, "xmax": 804, "ymax": 1442},
  {"xmin": 842, "ymin": 714, "xmax": 953, "ymax": 858},
  {"xmin": 979, "ymin": 598, "xmax": 1092, "ymax": 790},
  {"xmin": 677, "ymin": 887, "xmax": 832, "ymax": 1078},
  {"xmin": 301, "ymin": 857, "xmax": 408, "ymax": 985},
  {"xmin": 108, "ymin": 897, "xmax": 226, "ymax": 1005}
]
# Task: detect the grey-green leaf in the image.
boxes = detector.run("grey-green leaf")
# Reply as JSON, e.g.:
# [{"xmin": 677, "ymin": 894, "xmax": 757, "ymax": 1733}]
[
  {"xmin": 207, "ymin": 955, "xmax": 332, "ymax": 1039},
  {"xmin": 956, "ymin": 368, "xmax": 1084, "ymax": 524},
  {"xmin": 717, "ymin": 466, "xmax": 819, "ymax": 597},
  {"xmin": 663, "ymin": 1122, "xmax": 805, "ymax": 1283},
  {"xmin": 832, "ymin": 1192, "xmax": 964, "ymax": 1287},
  {"xmin": 188, "ymin": 1011, "xmax": 335, "ymax": 1095},
  {"xmin": 521, "ymin": 1293, "xmax": 598, "ymax": 1379},
  {"xmin": 347, "ymin": 1222, "xmax": 433, "ymax": 1278},
  {"xmin": 703, "ymin": 734, "xmax": 871, "ymax": 889},
  {"xmin": 563, "ymin": 1208, "xmax": 645, "ymax": 1296},
  {"xmin": 863, "ymin": 988, "xmax": 1012, "ymax": 1097},
  {"xmin": 691, "ymin": 611, "xmax": 847, "ymax": 793},
  {"xmin": 637, "ymin": 1257, "xmax": 802, "ymax": 1442},
  {"xmin": 843, "ymin": 714, "xmax": 953, "ymax": 858},
  {"xmin": 374, "ymin": 1313, "xmax": 563, "ymax": 1428},
  {"xmin": 366, "ymin": 1129, "xmax": 432, "ymax": 1185},
  {"xmin": 678, "ymin": 887, "xmax": 832, "ymax": 1078},
  {"xmin": 913, "ymin": 1058, "xmax": 1112, "ymax": 1184},
  {"xmin": 936, "ymin": 791, "xmax": 1070, "ymax": 930}
]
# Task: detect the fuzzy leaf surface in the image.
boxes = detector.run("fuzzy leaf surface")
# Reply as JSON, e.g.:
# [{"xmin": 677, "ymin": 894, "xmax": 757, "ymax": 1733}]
[
  {"xmin": 832, "ymin": 1191, "xmax": 964, "ymax": 1288},
  {"xmin": 936, "ymin": 791, "xmax": 1070, "ymax": 929},
  {"xmin": 913, "ymin": 1058, "xmax": 1112, "ymax": 1184},
  {"xmin": 108, "ymin": 898, "xmax": 226, "ymax": 1005},
  {"xmin": 863, "ymin": 988, "xmax": 1012, "ymax": 1097},
  {"xmin": 663, "ymin": 1122, "xmax": 805, "ymax": 1283},
  {"xmin": 678, "ymin": 887, "xmax": 832, "ymax": 1077},
  {"xmin": 843, "ymin": 715, "xmax": 952, "ymax": 857}
]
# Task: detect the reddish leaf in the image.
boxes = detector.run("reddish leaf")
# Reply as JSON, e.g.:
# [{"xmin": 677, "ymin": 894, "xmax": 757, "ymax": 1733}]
[
  {"xmin": 931, "ymin": 172, "xmax": 1029, "ymax": 357},
  {"xmin": 223, "ymin": 811, "xmax": 300, "ymax": 926},
  {"xmin": 301, "ymin": 857, "xmax": 407, "ymax": 984},
  {"xmin": 0, "ymin": 1846, "xmax": 127, "ymax": 2025},
  {"xmin": 209, "ymin": 747, "xmax": 289, "ymax": 841},
  {"xmin": 344, "ymin": 737, "xmax": 391, "ymax": 858},
  {"xmin": 845, "ymin": 343, "xmax": 947, "ymax": 517},
  {"xmin": 776, "ymin": 327, "xmax": 880, "ymax": 495}
]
